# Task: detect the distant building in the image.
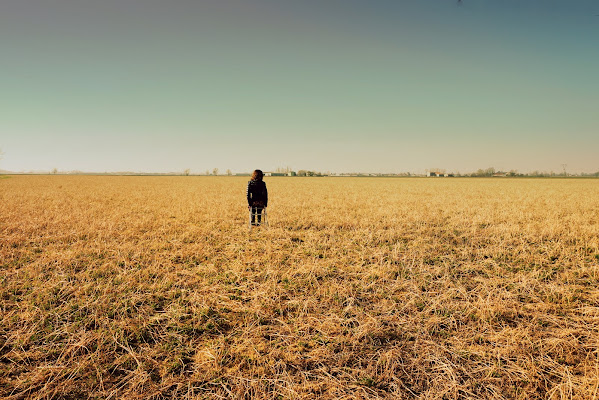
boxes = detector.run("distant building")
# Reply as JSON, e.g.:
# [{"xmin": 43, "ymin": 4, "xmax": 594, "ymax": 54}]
[
  {"xmin": 264, "ymin": 172, "xmax": 293, "ymax": 177},
  {"xmin": 427, "ymin": 170, "xmax": 453, "ymax": 177}
]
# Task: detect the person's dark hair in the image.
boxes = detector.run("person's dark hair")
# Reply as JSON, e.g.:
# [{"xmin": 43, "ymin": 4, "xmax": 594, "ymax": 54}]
[{"xmin": 251, "ymin": 169, "xmax": 264, "ymax": 181}]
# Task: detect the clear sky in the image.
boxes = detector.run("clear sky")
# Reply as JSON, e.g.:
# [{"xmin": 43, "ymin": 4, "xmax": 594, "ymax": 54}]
[{"xmin": 1, "ymin": 0, "xmax": 598, "ymax": 174}]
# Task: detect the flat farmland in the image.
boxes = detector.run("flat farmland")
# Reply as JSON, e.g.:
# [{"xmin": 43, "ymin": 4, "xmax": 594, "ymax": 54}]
[{"xmin": 1, "ymin": 175, "xmax": 599, "ymax": 399}]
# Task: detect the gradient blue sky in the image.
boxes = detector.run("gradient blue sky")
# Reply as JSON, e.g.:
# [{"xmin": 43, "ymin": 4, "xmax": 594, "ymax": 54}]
[{"xmin": 1, "ymin": 0, "xmax": 598, "ymax": 174}]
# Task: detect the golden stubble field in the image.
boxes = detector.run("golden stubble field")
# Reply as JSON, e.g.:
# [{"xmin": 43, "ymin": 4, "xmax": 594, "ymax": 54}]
[{"xmin": 1, "ymin": 175, "xmax": 599, "ymax": 399}]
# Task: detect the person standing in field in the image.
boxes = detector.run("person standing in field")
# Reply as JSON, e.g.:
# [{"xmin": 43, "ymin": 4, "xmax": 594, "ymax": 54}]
[{"xmin": 247, "ymin": 169, "xmax": 268, "ymax": 226}]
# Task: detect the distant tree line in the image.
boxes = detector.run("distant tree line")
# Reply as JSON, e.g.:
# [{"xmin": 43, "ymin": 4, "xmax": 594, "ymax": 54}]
[
  {"xmin": 456, "ymin": 167, "xmax": 599, "ymax": 177},
  {"xmin": 297, "ymin": 170, "xmax": 323, "ymax": 177},
  {"xmin": 3, "ymin": 162, "xmax": 599, "ymax": 178}
]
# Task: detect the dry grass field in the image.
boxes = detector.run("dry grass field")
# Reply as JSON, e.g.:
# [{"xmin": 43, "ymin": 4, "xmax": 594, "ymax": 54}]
[{"xmin": 1, "ymin": 175, "xmax": 599, "ymax": 399}]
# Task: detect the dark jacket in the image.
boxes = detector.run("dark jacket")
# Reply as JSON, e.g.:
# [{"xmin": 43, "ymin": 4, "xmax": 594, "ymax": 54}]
[{"xmin": 247, "ymin": 180, "xmax": 268, "ymax": 207}]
